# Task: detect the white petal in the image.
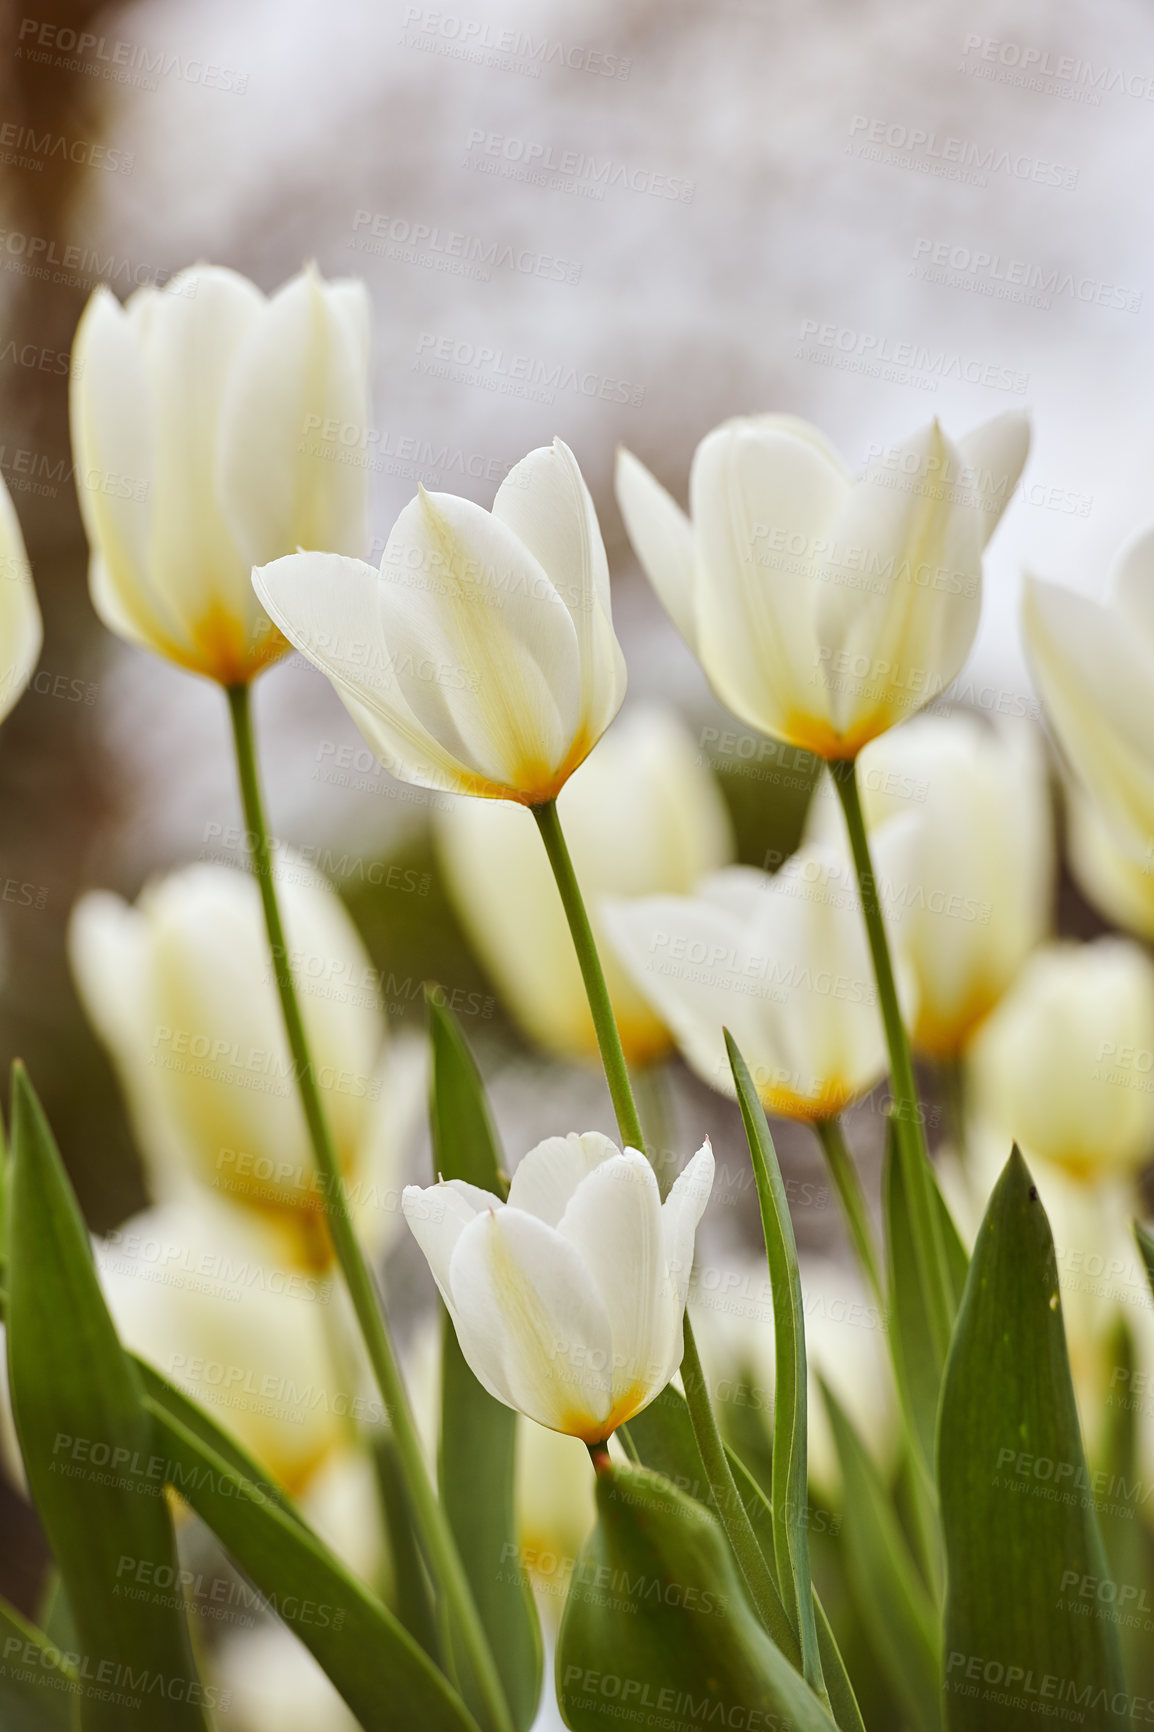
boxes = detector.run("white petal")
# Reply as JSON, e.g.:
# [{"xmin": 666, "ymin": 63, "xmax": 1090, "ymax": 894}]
[
  {"xmin": 402, "ymin": 1179, "xmax": 498, "ymax": 1308},
  {"xmin": 615, "ymin": 447, "xmax": 698, "ymax": 647},
  {"xmin": 957, "ymin": 411, "xmax": 1030, "ymax": 546},
  {"xmin": 219, "ymin": 264, "xmax": 370, "ymax": 565},
  {"xmin": 815, "ymin": 421, "xmax": 984, "ymax": 743},
  {"xmin": 662, "ymin": 1140, "xmax": 715, "ymax": 1312},
  {"xmin": 448, "ymin": 1207, "xmax": 614, "ymax": 1436},
  {"xmin": 690, "ymin": 415, "xmax": 847, "ymax": 746},
  {"xmin": 0, "ymin": 477, "xmax": 40, "ymax": 723},
  {"xmin": 507, "ymin": 1131, "xmax": 621, "ymax": 1225}
]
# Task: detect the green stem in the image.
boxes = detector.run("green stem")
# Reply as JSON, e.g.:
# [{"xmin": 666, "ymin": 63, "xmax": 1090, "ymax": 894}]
[
  {"xmin": 532, "ymin": 797, "xmax": 794, "ymax": 1648},
  {"xmin": 939, "ymin": 1055, "xmax": 968, "ymax": 1161},
  {"xmin": 531, "ymin": 799, "xmax": 645, "ymax": 1150},
  {"xmin": 812, "ymin": 1117, "xmax": 883, "ymax": 1308},
  {"xmin": 226, "ymin": 684, "xmax": 513, "ymax": 1732},
  {"xmin": 831, "ymin": 762, "xmax": 954, "ymax": 1363}
]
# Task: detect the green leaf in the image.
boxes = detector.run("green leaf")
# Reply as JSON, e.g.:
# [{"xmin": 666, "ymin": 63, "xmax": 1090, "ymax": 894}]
[
  {"xmin": 374, "ymin": 1430, "xmax": 442, "ymax": 1661},
  {"xmin": 556, "ymin": 1463, "xmax": 837, "ymax": 1731},
  {"xmin": 1135, "ymin": 1219, "xmax": 1154, "ymax": 1299},
  {"xmin": 5, "ymin": 1063, "xmax": 209, "ymax": 1731},
  {"xmin": 428, "ymin": 995, "xmax": 542, "ymax": 1730},
  {"xmin": 0, "ymin": 1594, "xmax": 76, "ymax": 1730},
  {"xmin": 726, "ymin": 1030, "xmax": 824, "ymax": 1696},
  {"xmin": 884, "ymin": 1118, "xmax": 969, "ymax": 1478},
  {"xmin": 822, "ymin": 1383, "xmax": 940, "ymax": 1730},
  {"xmin": 939, "ymin": 1147, "xmax": 1128, "ymax": 1731},
  {"xmin": 143, "ymin": 1390, "xmax": 481, "ymax": 1732}
]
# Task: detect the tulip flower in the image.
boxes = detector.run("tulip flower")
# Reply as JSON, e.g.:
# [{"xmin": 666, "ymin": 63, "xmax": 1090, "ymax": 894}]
[
  {"xmin": 1066, "ymin": 786, "xmax": 1154, "ymax": 940},
  {"xmin": 436, "ymin": 704, "xmax": 732, "ymax": 1064},
  {"xmin": 0, "ymin": 476, "xmax": 41, "ymax": 723},
  {"xmin": 616, "ymin": 410, "xmax": 1028, "ymax": 760},
  {"xmin": 1023, "ymin": 529, "xmax": 1154, "ymax": 860},
  {"xmin": 602, "ymin": 845, "xmax": 897, "ymax": 1121},
  {"xmin": 805, "ymin": 714, "xmax": 1053, "ymax": 1056},
  {"xmin": 253, "ymin": 438, "xmax": 627, "ymax": 804},
  {"xmin": 70, "ymin": 859, "xmax": 423, "ymax": 1264},
  {"xmin": 402, "ymin": 1131, "xmax": 714, "ymax": 1443},
  {"xmin": 70, "ymin": 262, "xmax": 370, "ymax": 686},
  {"xmin": 967, "ymin": 939, "xmax": 1154, "ymax": 1182}
]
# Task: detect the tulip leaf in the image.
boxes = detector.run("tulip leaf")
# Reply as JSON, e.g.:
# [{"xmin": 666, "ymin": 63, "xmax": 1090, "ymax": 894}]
[
  {"xmin": 143, "ymin": 1390, "xmax": 482, "ymax": 1732},
  {"xmin": 726, "ymin": 1030, "xmax": 825, "ymax": 1697},
  {"xmin": 1135, "ymin": 1219, "xmax": 1154, "ymax": 1299},
  {"xmin": 0, "ymin": 1594, "xmax": 76, "ymax": 1730},
  {"xmin": 884, "ymin": 1117, "xmax": 969, "ymax": 1478},
  {"xmin": 374, "ymin": 1431, "xmax": 442, "ymax": 1661},
  {"xmin": 556, "ymin": 1463, "xmax": 837, "ymax": 1731},
  {"xmin": 938, "ymin": 1147, "xmax": 1128, "ymax": 1730},
  {"xmin": 428, "ymin": 994, "xmax": 542, "ymax": 1731},
  {"xmin": 821, "ymin": 1382, "xmax": 940, "ymax": 1730},
  {"xmin": 4, "ymin": 1063, "xmax": 209, "ymax": 1731}
]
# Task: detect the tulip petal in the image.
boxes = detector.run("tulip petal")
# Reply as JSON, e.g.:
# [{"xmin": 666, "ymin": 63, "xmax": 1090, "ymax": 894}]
[
  {"xmin": 1023, "ymin": 574, "xmax": 1154, "ymax": 843},
  {"xmin": 1109, "ymin": 524, "xmax": 1154, "ymax": 653},
  {"xmin": 0, "ymin": 477, "xmax": 40, "ymax": 724},
  {"xmin": 402, "ymin": 1179, "xmax": 499, "ymax": 1308},
  {"xmin": 492, "ymin": 441, "xmax": 625, "ymax": 752},
  {"xmin": 661, "ymin": 1140, "xmax": 715, "ymax": 1314},
  {"xmin": 815, "ymin": 421, "xmax": 983, "ymax": 744},
  {"xmin": 449, "ymin": 1208, "xmax": 614, "ymax": 1436},
  {"xmin": 556, "ymin": 1150, "xmax": 672, "ymax": 1412},
  {"xmin": 506, "ymin": 1130, "xmax": 620, "ymax": 1226},
  {"xmin": 615, "ymin": 447, "xmax": 698, "ymax": 647},
  {"xmin": 219, "ymin": 266, "xmax": 370, "ymax": 566},
  {"xmin": 690, "ymin": 415, "xmax": 847, "ymax": 745},
  {"xmin": 957, "ymin": 411, "xmax": 1030, "ymax": 546}
]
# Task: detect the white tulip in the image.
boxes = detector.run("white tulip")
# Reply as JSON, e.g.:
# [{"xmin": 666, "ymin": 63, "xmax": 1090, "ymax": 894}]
[
  {"xmin": 805, "ymin": 714, "xmax": 1053, "ymax": 1056},
  {"xmin": 602, "ymin": 847, "xmax": 893, "ymax": 1121},
  {"xmin": 617, "ymin": 411, "xmax": 1028, "ymax": 760},
  {"xmin": 436, "ymin": 703, "xmax": 732, "ymax": 1064},
  {"xmin": 967, "ymin": 939, "xmax": 1154, "ymax": 1182},
  {"xmin": 70, "ymin": 262, "xmax": 370, "ymax": 686},
  {"xmin": 0, "ymin": 475, "xmax": 41, "ymax": 723},
  {"xmin": 402, "ymin": 1131, "xmax": 714, "ymax": 1443},
  {"xmin": 1023, "ymin": 528, "xmax": 1154, "ymax": 855},
  {"xmin": 70, "ymin": 859, "xmax": 423, "ymax": 1263},
  {"xmin": 253, "ymin": 439, "xmax": 627, "ymax": 804},
  {"xmin": 1066, "ymin": 785, "xmax": 1154, "ymax": 940}
]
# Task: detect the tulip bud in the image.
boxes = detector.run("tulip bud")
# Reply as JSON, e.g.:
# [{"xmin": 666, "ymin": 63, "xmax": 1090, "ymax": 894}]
[
  {"xmin": 402, "ymin": 1131, "xmax": 714, "ymax": 1442},
  {"xmin": 253, "ymin": 438, "xmax": 627, "ymax": 804},
  {"xmin": 617, "ymin": 411, "xmax": 1028, "ymax": 760},
  {"xmin": 436, "ymin": 704, "xmax": 732, "ymax": 1065},
  {"xmin": 968, "ymin": 939, "xmax": 1154, "ymax": 1182},
  {"xmin": 806, "ymin": 715, "xmax": 1053, "ymax": 1056},
  {"xmin": 602, "ymin": 847, "xmax": 898, "ymax": 1122},
  {"xmin": 0, "ymin": 475, "xmax": 41, "ymax": 724},
  {"xmin": 70, "ymin": 262, "xmax": 370, "ymax": 686},
  {"xmin": 70, "ymin": 859, "xmax": 423, "ymax": 1263}
]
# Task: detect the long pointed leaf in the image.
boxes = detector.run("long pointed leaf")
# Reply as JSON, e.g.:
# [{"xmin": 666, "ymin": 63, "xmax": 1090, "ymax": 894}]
[
  {"xmin": 939, "ymin": 1148, "xmax": 1127, "ymax": 1730},
  {"xmin": 5, "ymin": 1064, "xmax": 208, "ymax": 1731},
  {"xmin": 0, "ymin": 1594, "xmax": 75, "ymax": 1730}
]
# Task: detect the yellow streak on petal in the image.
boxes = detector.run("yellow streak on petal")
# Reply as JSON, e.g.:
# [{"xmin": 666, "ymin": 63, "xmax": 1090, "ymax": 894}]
[
  {"xmin": 758, "ymin": 1078, "xmax": 861, "ymax": 1124},
  {"xmin": 779, "ymin": 708, "xmax": 898, "ymax": 763}
]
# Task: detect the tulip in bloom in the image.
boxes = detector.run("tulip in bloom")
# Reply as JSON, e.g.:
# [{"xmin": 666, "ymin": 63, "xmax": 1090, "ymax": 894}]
[
  {"xmin": 968, "ymin": 939, "xmax": 1154, "ymax": 1182},
  {"xmin": 436, "ymin": 704, "xmax": 732, "ymax": 1064},
  {"xmin": 253, "ymin": 439, "xmax": 627, "ymax": 803},
  {"xmin": 617, "ymin": 411, "xmax": 1028, "ymax": 759},
  {"xmin": 402, "ymin": 1131, "xmax": 714, "ymax": 1443},
  {"xmin": 0, "ymin": 475, "xmax": 41, "ymax": 723},
  {"xmin": 805, "ymin": 714, "xmax": 1052, "ymax": 1056},
  {"xmin": 70, "ymin": 262, "xmax": 370, "ymax": 685},
  {"xmin": 603, "ymin": 846, "xmax": 896, "ymax": 1121},
  {"xmin": 70, "ymin": 858, "xmax": 423, "ymax": 1264},
  {"xmin": 1023, "ymin": 527, "xmax": 1154, "ymax": 866},
  {"xmin": 1066, "ymin": 787, "xmax": 1154, "ymax": 941}
]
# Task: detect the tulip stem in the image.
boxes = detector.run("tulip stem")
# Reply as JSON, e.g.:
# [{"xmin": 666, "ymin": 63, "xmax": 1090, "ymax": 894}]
[
  {"xmin": 812, "ymin": 1117, "xmax": 883, "ymax": 1308},
  {"xmin": 830, "ymin": 762, "xmax": 955, "ymax": 1363},
  {"xmin": 532, "ymin": 799, "xmax": 646, "ymax": 1152},
  {"xmin": 226, "ymin": 683, "xmax": 514, "ymax": 1732}
]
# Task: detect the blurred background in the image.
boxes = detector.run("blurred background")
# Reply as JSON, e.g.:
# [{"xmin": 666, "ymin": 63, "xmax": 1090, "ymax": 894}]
[{"xmin": 0, "ymin": 0, "xmax": 1150, "ymax": 1709}]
